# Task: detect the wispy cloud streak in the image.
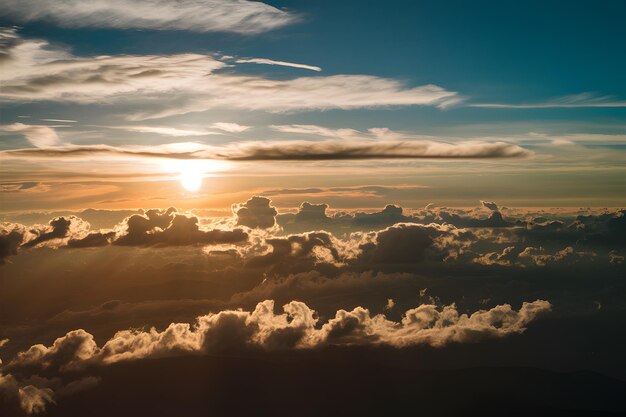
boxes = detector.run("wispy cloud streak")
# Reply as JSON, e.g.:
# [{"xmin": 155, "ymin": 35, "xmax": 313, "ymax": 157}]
[
  {"xmin": 236, "ymin": 58, "xmax": 322, "ymax": 72},
  {"xmin": 471, "ymin": 93, "xmax": 626, "ymax": 109},
  {"xmin": 0, "ymin": 29, "xmax": 462, "ymax": 119},
  {"xmin": 0, "ymin": 140, "xmax": 531, "ymax": 161},
  {"xmin": 0, "ymin": 0, "xmax": 297, "ymax": 34}
]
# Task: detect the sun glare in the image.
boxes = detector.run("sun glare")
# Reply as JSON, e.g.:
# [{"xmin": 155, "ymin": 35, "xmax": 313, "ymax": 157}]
[
  {"xmin": 160, "ymin": 158, "xmax": 230, "ymax": 193},
  {"xmin": 180, "ymin": 167, "xmax": 203, "ymax": 192}
]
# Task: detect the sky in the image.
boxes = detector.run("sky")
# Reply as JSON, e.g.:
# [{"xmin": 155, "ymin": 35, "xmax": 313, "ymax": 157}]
[
  {"xmin": 1, "ymin": 2, "xmax": 626, "ymax": 416},
  {"xmin": 0, "ymin": 0, "xmax": 625, "ymax": 212}
]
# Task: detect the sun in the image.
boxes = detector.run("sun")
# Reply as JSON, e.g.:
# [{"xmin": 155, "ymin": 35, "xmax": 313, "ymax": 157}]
[
  {"xmin": 179, "ymin": 167, "xmax": 203, "ymax": 192},
  {"xmin": 159, "ymin": 156, "xmax": 231, "ymax": 193}
]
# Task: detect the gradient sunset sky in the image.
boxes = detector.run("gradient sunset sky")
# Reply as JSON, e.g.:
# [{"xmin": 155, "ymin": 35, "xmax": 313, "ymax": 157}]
[{"xmin": 2, "ymin": 2, "xmax": 626, "ymax": 416}]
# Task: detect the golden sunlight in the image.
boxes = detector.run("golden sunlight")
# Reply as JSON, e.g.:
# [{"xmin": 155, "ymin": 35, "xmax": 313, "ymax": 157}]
[
  {"xmin": 159, "ymin": 158, "xmax": 231, "ymax": 193},
  {"xmin": 180, "ymin": 166, "xmax": 203, "ymax": 192}
]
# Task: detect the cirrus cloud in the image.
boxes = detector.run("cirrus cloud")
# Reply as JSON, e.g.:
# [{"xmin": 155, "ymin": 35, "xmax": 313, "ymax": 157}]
[
  {"xmin": 0, "ymin": 0, "xmax": 297, "ymax": 34},
  {"xmin": 0, "ymin": 29, "xmax": 462, "ymax": 120}
]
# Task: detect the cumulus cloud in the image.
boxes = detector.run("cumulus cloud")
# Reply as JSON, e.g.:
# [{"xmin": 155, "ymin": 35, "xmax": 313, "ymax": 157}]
[
  {"xmin": 518, "ymin": 246, "xmax": 596, "ymax": 267},
  {"xmin": 6, "ymin": 208, "xmax": 249, "ymax": 252},
  {"xmin": 294, "ymin": 202, "xmax": 331, "ymax": 223},
  {"xmin": 113, "ymin": 209, "xmax": 248, "ymax": 247},
  {"xmin": 0, "ymin": 297, "xmax": 550, "ymax": 412},
  {"xmin": 0, "ymin": 0, "xmax": 296, "ymax": 34},
  {"xmin": 417, "ymin": 206, "xmax": 515, "ymax": 228},
  {"xmin": 472, "ymin": 246, "xmax": 519, "ymax": 266},
  {"xmin": 356, "ymin": 223, "xmax": 476, "ymax": 265},
  {"xmin": 234, "ymin": 196, "xmax": 278, "ymax": 229},
  {"xmin": 0, "ymin": 29, "xmax": 461, "ymax": 119},
  {"xmin": 0, "ymin": 226, "xmax": 25, "ymax": 264},
  {"xmin": 20, "ymin": 216, "xmax": 89, "ymax": 249},
  {"xmin": 0, "ymin": 123, "xmax": 60, "ymax": 147},
  {"xmin": 0, "ymin": 372, "xmax": 55, "ymax": 415},
  {"xmin": 20, "ymin": 217, "xmax": 72, "ymax": 249},
  {"xmin": 3, "ymin": 199, "xmax": 623, "ymax": 270},
  {"xmin": 11, "ymin": 329, "xmax": 99, "ymax": 373},
  {"xmin": 245, "ymin": 231, "xmax": 345, "ymax": 274},
  {"xmin": 353, "ymin": 205, "xmax": 409, "ymax": 227},
  {"xmin": 5, "ymin": 298, "xmax": 551, "ymax": 370},
  {"xmin": 67, "ymin": 231, "xmax": 116, "ymax": 248},
  {"xmin": 481, "ymin": 200, "xmax": 499, "ymax": 211}
]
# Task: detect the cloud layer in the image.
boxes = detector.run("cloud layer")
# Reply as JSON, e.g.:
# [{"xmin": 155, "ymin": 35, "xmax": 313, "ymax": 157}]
[{"xmin": 0, "ymin": 298, "xmax": 550, "ymax": 414}]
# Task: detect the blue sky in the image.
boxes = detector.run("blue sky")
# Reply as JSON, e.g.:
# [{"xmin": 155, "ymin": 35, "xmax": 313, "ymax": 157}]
[
  {"xmin": 4, "ymin": 0, "xmax": 626, "ymax": 128},
  {"xmin": 0, "ymin": 0, "xmax": 625, "ymax": 210}
]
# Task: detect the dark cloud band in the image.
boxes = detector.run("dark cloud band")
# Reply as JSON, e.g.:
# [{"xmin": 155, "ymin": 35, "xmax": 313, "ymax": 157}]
[{"xmin": 1, "ymin": 140, "xmax": 531, "ymax": 161}]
